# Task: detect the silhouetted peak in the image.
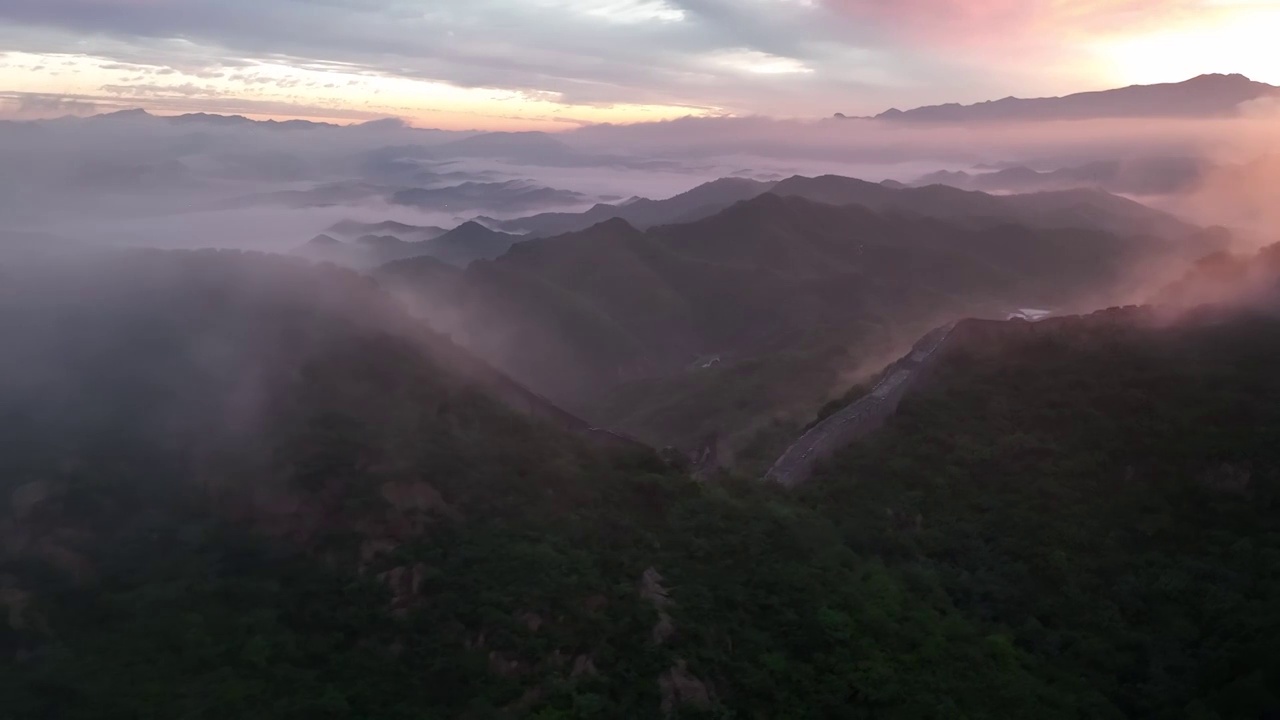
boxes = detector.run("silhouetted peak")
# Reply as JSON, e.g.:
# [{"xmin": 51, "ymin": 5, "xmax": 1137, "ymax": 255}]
[
  {"xmin": 708, "ymin": 191, "xmax": 805, "ymax": 224},
  {"xmin": 358, "ymin": 117, "xmax": 409, "ymax": 130},
  {"xmin": 773, "ymin": 174, "xmax": 879, "ymax": 193},
  {"xmin": 97, "ymin": 108, "xmax": 152, "ymax": 120},
  {"xmin": 1186, "ymin": 72, "xmax": 1254, "ymax": 84},
  {"xmin": 169, "ymin": 112, "xmax": 254, "ymax": 125},
  {"xmin": 439, "ymin": 221, "xmax": 507, "ymax": 243},
  {"xmin": 587, "ymin": 217, "xmax": 640, "ymax": 235},
  {"xmin": 874, "ymin": 74, "xmax": 1278, "ymax": 122},
  {"xmin": 305, "ymin": 234, "xmax": 343, "ymax": 247}
]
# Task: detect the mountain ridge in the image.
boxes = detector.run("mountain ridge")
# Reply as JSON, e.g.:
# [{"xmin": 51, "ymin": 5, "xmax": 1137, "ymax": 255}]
[
  {"xmin": 852, "ymin": 74, "xmax": 1279, "ymax": 123},
  {"xmin": 491, "ymin": 172, "xmax": 1191, "ymax": 241},
  {"xmin": 380, "ymin": 189, "xmax": 1214, "ymax": 451}
]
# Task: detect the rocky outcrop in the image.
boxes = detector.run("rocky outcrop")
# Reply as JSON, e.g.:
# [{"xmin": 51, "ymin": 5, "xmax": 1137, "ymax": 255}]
[
  {"xmin": 639, "ymin": 566, "xmax": 676, "ymax": 645},
  {"xmin": 517, "ymin": 611, "xmax": 544, "ymax": 633},
  {"xmin": 488, "ymin": 651, "xmax": 527, "ymax": 678},
  {"xmin": 378, "ymin": 562, "xmax": 429, "ymax": 616},
  {"xmin": 571, "ymin": 654, "xmax": 598, "ymax": 678},
  {"xmin": 659, "ymin": 659, "xmax": 713, "ymax": 717},
  {"xmin": 765, "ymin": 322, "xmax": 958, "ymax": 487},
  {"xmin": 377, "ymin": 480, "xmax": 456, "ymax": 540},
  {"xmin": 639, "ymin": 567, "xmax": 714, "ymax": 717}
]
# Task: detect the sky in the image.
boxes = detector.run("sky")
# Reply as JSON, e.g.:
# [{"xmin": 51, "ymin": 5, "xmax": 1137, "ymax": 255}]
[{"xmin": 0, "ymin": 0, "xmax": 1277, "ymax": 130}]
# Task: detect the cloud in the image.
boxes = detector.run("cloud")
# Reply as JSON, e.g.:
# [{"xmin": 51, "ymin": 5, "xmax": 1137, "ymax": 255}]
[
  {"xmin": 0, "ymin": 0, "xmax": 944, "ymax": 116},
  {"xmin": 0, "ymin": 92, "xmax": 101, "ymax": 119},
  {"xmin": 0, "ymin": 89, "xmax": 397, "ymax": 124},
  {"xmin": 0, "ymin": 0, "xmax": 1275, "ymax": 125}
]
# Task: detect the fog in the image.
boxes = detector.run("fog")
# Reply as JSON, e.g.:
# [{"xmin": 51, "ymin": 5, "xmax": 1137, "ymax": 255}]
[
  {"xmin": 5, "ymin": 104, "xmax": 1279, "ymax": 443},
  {"xmin": 4, "ymin": 106, "xmax": 1278, "ymax": 262}
]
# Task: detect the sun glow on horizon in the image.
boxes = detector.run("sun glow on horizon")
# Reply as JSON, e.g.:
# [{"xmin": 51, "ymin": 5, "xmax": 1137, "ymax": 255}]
[
  {"xmin": 0, "ymin": 51, "xmax": 719, "ymax": 131},
  {"xmin": 1095, "ymin": 4, "xmax": 1280, "ymax": 88}
]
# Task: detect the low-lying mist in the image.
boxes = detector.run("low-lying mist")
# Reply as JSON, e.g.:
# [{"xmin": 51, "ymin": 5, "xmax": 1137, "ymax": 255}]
[
  {"xmin": 5, "ymin": 101, "xmax": 1279, "ymax": 463},
  {"xmin": 4, "ymin": 106, "xmax": 1278, "ymax": 260}
]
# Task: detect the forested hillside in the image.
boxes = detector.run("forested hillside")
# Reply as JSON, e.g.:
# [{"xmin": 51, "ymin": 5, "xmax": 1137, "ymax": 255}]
[
  {"xmin": 800, "ymin": 308, "xmax": 1280, "ymax": 718},
  {"xmin": 382, "ymin": 191, "xmax": 1211, "ymax": 455},
  {"xmin": 3, "ymin": 249, "xmax": 1278, "ymax": 718}
]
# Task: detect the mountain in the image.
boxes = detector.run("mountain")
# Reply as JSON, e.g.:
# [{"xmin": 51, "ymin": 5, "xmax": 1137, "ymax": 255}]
[
  {"xmin": 88, "ymin": 108, "xmax": 341, "ymax": 130},
  {"xmin": 866, "ymin": 74, "xmax": 1279, "ymax": 122},
  {"xmin": 795, "ymin": 303, "xmax": 1280, "ymax": 718},
  {"xmin": 326, "ymin": 219, "xmax": 447, "ymax": 242},
  {"xmin": 226, "ymin": 178, "xmax": 586, "ymax": 220},
  {"xmin": 5, "ymin": 247, "xmax": 1277, "ymax": 719},
  {"xmin": 423, "ymin": 221, "xmax": 522, "ymax": 267},
  {"xmin": 380, "ymin": 191, "xmax": 1213, "ymax": 451},
  {"xmin": 292, "ymin": 233, "xmax": 357, "ymax": 265},
  {"xmin": 294, "ymin": 221, "xmax": 522, "ymax": 269},
  {"xmin": 166, "ymin": 112, "xmax": 339, "ymax": 130},
  {"xmin": 768, "ymin": 174, "xmax": 1196, "ymax": 239},
  {"xmin": 913, "ymin": 157, "xmax": 1211, "ymax": 196},
  {"xmin": 493, "ymin": 177, "xmax": 775, "ymax": 237},
  {"xmin": 353, "ymin": 233, "xmax": 416, "ymax": 260},
  {"xmin": 494, "ymin": 173, "xmax": 1194, "ymax": 242}
]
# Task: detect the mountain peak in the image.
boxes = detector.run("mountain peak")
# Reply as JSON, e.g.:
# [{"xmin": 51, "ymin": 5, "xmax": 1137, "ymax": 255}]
[
  {"xmin": 437, "ymin": 221, "xmax": 513, "ymax": 244},
  {"xmin": 97, "ymin": 108, "xmax": 152, "ymax": 120},
  {"xmin": 1188, "ymin": 72, "xmax": 1253, "ymax": 83},
  {"xmin": 588, "ymin": 216, "xmax": 640, "ymax": 235}
]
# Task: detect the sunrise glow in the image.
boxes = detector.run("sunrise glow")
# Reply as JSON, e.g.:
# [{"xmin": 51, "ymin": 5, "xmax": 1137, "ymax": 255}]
[
  {"xmin": 1, "ymin": 0, "xmax": 1277, "ymax": 128},
  {"xmin": 1096, "ymin": 4, "xmax": 1280, "ymax": 87}
]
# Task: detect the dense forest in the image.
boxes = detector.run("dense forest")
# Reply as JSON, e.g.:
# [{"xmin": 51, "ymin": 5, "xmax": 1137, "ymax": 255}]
[{"xmin": 2, "ymin": 249, "xmax": 1279, "ymax": 718}]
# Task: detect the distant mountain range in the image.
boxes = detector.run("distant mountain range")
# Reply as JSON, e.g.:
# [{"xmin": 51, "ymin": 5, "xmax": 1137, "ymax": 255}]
[
  {"xmin": 489, "ymin": 172, "xmax": 1195, "ymax": 240},
  {"xmin": 334, "ymin": 168, "xmax": 1195, "ymax": 282},
  {"xmin": 905, "ymin": 154, "xmax": 1280, "ymax": 203},
  {"xmin": 20, "ymin": 111, "xmax": 685, "ymax": 172},
  {"xmin": 326, "ymin": 219, "xmax": 448, "ymax": 242},
  {"xmin": 85, "ymin": 108, "xmax": 344, "ymax": 130},
  {"xmin": 294, "ymin": 220, "xmax": 519, "ymax": 268},
  {"xmin": 844, "ymin": 74, "xmax": 1279, "ymax": 123},
  {"xmin": 909, "ymin": 157, "xmax": 1211, "ymax": 195},
  {"xmin": 493, "ymin": 177, "xmax": 773, "ymax": 237},
  {"xmin": 210, "ymin": 178, "xmax": 587, "ymax": 214}
]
